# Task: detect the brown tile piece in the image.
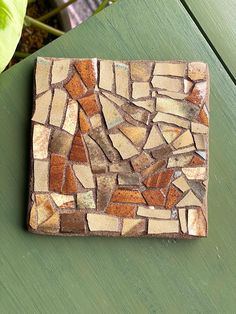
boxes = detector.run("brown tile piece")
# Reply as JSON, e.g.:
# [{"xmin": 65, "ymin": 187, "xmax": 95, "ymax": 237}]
[
  {"xmin": 84, "ymin": 135, "xmax": 107, "ymax": 174},
  {"xmin": 79, "ymin": 110, "xmax": 90, "ymax": 134},
  {"xmin": 130, "ymin": 61, "xmax": 153, "ymax": 81},
  {"xmin": 106, "ymin": 204, "xmax": 136, "ymax": 218},
  {"xmin": 142, "ymin": 190, "xmax": 165, "ymax": 206},
  {"xmin": 122, "ymin": 103, "xmax": 149, "ymax": 124},
  {"xmin": 186, "ymin": 82, "xmax": 207, "ymax": 105},
  {"xmin": 165, "ymin": 185, "xmax": 182, "ymax": 209},
  {"xmin": 111, "ymin": 189, "xmax": 146, "ymax": 204},
  {"xmin": 151, "ymin": 144, "xmax": 172, "ymax": 159},
  {"xmin": 49, "ymin": 154, "xmax": 66, "ymax": 193},
  {"xmin": 144, "ymin": 169, "xmax": 174, "ymax": 188},
  {"xmin": 131, "ymin": 152, "xmax": 153, "ymax": 172},
  {"xmin": 65, "ymin": 72, "xmax": 87, "ymax": 99},
  {"xmin": 97, "ymin": 175, "xmax": 116, "ymax": 211},
  {"xmin": 75, "ymin": 59, "xmax": 96, "ymax": 89},
  {"xmin": 60, "ymin": 212, "xmax": 85, "ymax": 233},
  {"xmin": 141, "ymin": 160, "xmax": 166, "ymax": 178},
  {"xmin": 122, "ymin": 218, "xmax": 146, "ymax": 236},
  {"xmin": 62, "ymin": 165, "xmax": 77, "ymax": 194},
  {"xmin": 118, "ymin": 173, "xmax": 140, "ymax": 186},
  {"xmin": 190, "ymin": 155, "xmax": 205, "ymax": 166},
  {"xmin": 198, "ymin": 107, "xmax": 209, "ymax": 126},
  {"xmin": 49, "ymin": 130, "xmax": 73, "ymax": 156},
  {"xmin": 69, "ymin": 131, "xmax": 87, "ymax": 162},
  {"xmin": 79, "ymin": 94, "xmax": 100, "ymax": 117}
]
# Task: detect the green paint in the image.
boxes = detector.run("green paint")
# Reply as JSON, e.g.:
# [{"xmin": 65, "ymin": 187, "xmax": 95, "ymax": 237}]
[{"xmin": 0, "ymin": 0, "xmax": 236, "ymax": 312}]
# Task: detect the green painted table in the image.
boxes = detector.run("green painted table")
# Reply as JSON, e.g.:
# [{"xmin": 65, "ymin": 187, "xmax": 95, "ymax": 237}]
[{"xmin": 1, "ymin": 0, "xmax": 236, "ymax": 312}]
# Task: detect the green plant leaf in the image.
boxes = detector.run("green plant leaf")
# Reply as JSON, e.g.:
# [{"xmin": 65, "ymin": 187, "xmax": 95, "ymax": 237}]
[{"xmin": 0, "ymin": 0, "xmax": 27, "ymax": 72}]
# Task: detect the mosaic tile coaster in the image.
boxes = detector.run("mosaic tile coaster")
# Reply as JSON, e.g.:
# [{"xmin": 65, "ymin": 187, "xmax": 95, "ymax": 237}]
[{"xmin": 28, "ymin": 57, "xmax": 209, "ymax": 238}]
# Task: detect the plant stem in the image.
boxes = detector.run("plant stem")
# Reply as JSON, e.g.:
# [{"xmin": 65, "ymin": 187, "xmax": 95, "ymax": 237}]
[
  {"xmin": 93, "ymin": 0, "xmax": 110, "ymax": 15},
  {"xmin": 14, "ymin": 51, "xmax": 30, "ymax": 59},
  {"xmin": 24, "ymin": 16, "xmax": 64, "ymax": 37},
  {"xmin": 38, "ymin": 0, "xmax": 77, "ymax": 22}
]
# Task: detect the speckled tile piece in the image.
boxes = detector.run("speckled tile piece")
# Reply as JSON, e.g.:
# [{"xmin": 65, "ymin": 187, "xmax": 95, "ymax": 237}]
[{"xmin": 28, "ymin": 58, "xmax": 209, "ymax": 238}]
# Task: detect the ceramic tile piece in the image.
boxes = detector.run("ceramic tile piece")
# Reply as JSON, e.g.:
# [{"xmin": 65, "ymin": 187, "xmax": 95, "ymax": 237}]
[
  {"xmin": 144, "ymin": 125, "xmax": 164, "ymax": 149},
  {"xmin": 115, "ymin": 62, "xmax": 129, "ymax": 98},
  {"xmin": 153, "ymin": 112, "xmax": 190, "ymax": 128},
  {"xmin": 152, "ymin": 76, "xmax": 182, "ymax": 92},
  {"xmin": 130, "ymin": 61, "xmax": 153, "ymax": 81},
  {"xmin": 97, "ymin": 175, "xmax": 116, "ymax": 211},
  {"xmin": 110, "ymin": 161, "xmax": 132, "ymax": 173},
  {"xmin": 188, "ymin": 181, "xmax": 206, "ymax": 201},
  {"xmin": 65, "ymin": 72, "xmax": 87, "ymax": 99},
  {"xmin": 99, "ymin": 60, "xmax": 114, "ymax": 91},
  {"xmin": 102, "ymin": 92, "xmax": 126, "ymax": 107},
  {"xmin": 190, "ymin": 155, "xmax": 205, "ymax": 166},
  {"xmin": 176, "ymin": 190, "xmax": 202, "ymax": 207},
  {"xmin": 62, "ymin": 99, "xmax": 78, "ymax": 135},
  {"xmin": 144, "ymin": 169, "xmax": 173, "ymax": 188},
  {"xmin": 184, "ymin": 79, "xmax": 193, "ymax": 94},
  {"xmin": 111, "ymin": 189, "xmax": 146, "ymax": 204},
  {"xmin": 142, "ymin": 190, "xmax": 165, "ymax": 206},
  {"xmin": 196, "ymin": 151, "xmax": 207, "ymax": 160},
  {"xmin": 132, "ymin": 99, "xmax": 155, "ymax": 112},
  {"xmin": 35, "ymin": 57, "xmax": 51, "ymax": 94},
  {"xmin": 188, "ymin": 209, "xmax": 207, "ymax": 236},
  {"xmin": 87, "ymin": 213, "xmax": 119, "ymax": 232},
  {"xmin": 119, "ymin": 125, "xmax": 146, "ymax": 146},
  {"xmin": 38, "ymin": 212, "xmax": 60, "ymax": 233},
  {"xmin": 198, "ymin": 106, "xmax": 209, "ymax": 126},
  {"xmin": 191, "ymin": 122, "xmax": 208, "ymax": 134},
  {"xmin": 122, "ymin": 218, "xmax": 146, "ymax": 236},
  {"xmin": 106, "ymin": 204, "xmax": 136, "ymax": 218},
  {"xmin": 148, "ymin": 219, "xmax": 179, "ymax": 234},
  {"xmin": 49, "ymin": 89, "xmax": 67, "ymax": 127},
  {"xmin": 34, "ymin": 160, "xmax": 49, "ymax": 192},
  {"xmin": 49, "ymin": 129, "xmax": 73, "ymax": 156},
  {"xmin": 61, "ymin": 212, "xmax": 85, "ymax": 233},
  {"xmin": 77, "ymin": 191, "xmax": 95, "ymax": 209},
  {"xmin": 172, "ymin": 146, "xmax": 195, "ymax": 155},
  {"xmin": 151, "ymin": 145, "xmax": 173, "ymax": 159},
  {"xmin": 153, "ymin": 62, "xmax": 186, "ymax": 77},
  {"xmin": 79, "ymin": 94, "xmax": 100, "ymax": 117},
  {"xmin": 165, "ymin": 185, "xmax": 182, "ymax": 209},
  {"xmin": 122, "ymin": 103, "xmax": 149, "ymax": 124},
  {"xmin": 32, "ymin": 90, "xmax": 52, "ymax": 123},
  {"xmin": 157, "ymin": 90, "xmax": 187, "ymax": 100},
  {"xmin": 158, "ymin": 123, "xmax": 182, "ymax": 143},
  {"xmin": 69, "ymin": 131, "xmax": 87, "ymax": 162},
  {"xmin": 137, "ymin": 206, "xmax": 171, "ymax": 219},
  {"xmin": 182, "ymin": 167, "xmax": 206, "ymax": 180},
  {"xmin": 141, "ymin": 160, "xmax": 166, "ymax": 178},
  {"xmin": 194, "ymin": 134, "xmax": 207, "ymax": 150},
  {"xmin": 51, "ymin": 59, "xmax": 70, "ymax": 84},
  {"xmin": 62, "ymin": 165, "xmax": 77, "ymax": 194},
  {"xmin": 99, "ymin": 94, "xmax": 124, "ymax": 129},
  {"xmin": 172, "ymin": 176, "xmax": 190, "ymax": 192},
  {"xmin": 188, "ymin": 62, "xmax": 207, "ymax": 81},
  {"xmin": 131, "ymin": 152, "xmax": 154, "ymax": 172},
  {"xmin": 35, "ymin": 194, "xmax": 55, "ymax": 225},
  {"xmin": 109, "ymin": 132, "xmax": 139, "ymax": 159},
  {"xmin": 178, "ymin": 208, "xmax": 187, "ymax": 233},
  {"xmin": 84, "ymin": 135, "xmax": 107, "ymax": 174},
  {"xmin": 33, "ymin": 124, "xmax": 51, "ymax": 159},
  {"xmin": 118, "ymin": 173, "xmax": 140, "ymax": 186},
  {"xmin": 172, "ymin": 130, "xmax": 194, "ymax": 149},
  {"xmin": 132, "ymin": 82, "xmax": 150, "ymax": 99},
  {"xmin": 73, "ymin": 164, "xmax": 95, "ymax": 188},
  {"xmin": 167, "ymin": 155, "xmax": 192, "ymax": 168},
  {"xmin": 79, "ymin": 110, "xmax": 90, "ymax": 133},
  {"xmin": 49, "ymin": 154, "xmax": 66, "ymax": 193},
  {"xmin": 51, "ymin": 193, "xmax": 75, "ymax": 209},
  {"xmin": 90, "ymin": 114, "xmax": 102, "ymax": 128},
  {"xmin": 186, "ymin": 82, "xmax": 207, "ymax": 106},
  {"xmin": 75, "ymin": 59, "xmax": 97, "ymax": 89}
]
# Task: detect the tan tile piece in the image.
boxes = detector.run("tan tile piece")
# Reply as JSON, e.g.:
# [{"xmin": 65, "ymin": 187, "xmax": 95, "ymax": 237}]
[
  {"xmin": 49, "ymin": 129, "xmax": 73, "ymax": 156},
  {"xmin": 141, "ymin": 160, "xmax": 166, "ymax": 177},
  {"xmin": 51, "ymin": 193, "xmax": 75, "ymax": 209},
  {"xmin": 99, "ymin": 60, "xmax": 114, "ymax": 91},
  {"xmin": 172, "ymin": 176, "xmax": 190, "ymax": 192},
  {"xmin": 157, "ymin": 90, "xmax": 187, "ymax": 100},
  {"xmin": 153, "ymin": 112, "xmax": 190, "ymax": 128},
  {"xmin": 144, "ymin": 125, "xmax": 164, "ymax": 149},
  {"xmin": 188, "ymin": 209, "xmax": 207, "ymax": 236},
  {"xmin": 132, "ymin": 99, "xmax": 155, "ymax": 112},
  {"xmin": 188, "ymin": 62, "xmax": 207, "ymax": 81},
  {"xmin": 172, "ymin": 130, "xmax": 194, "ymax": 149},
  {"xmin": 191, "ymin": 122, "xmax": 208, "ymax": 134},
  {"xmin": 184, "ymin": 79, "xmax": 193, "ymax": 94},
  {"xmin": 176, "ymin": 190, "xmax": 202, "ymax": 207},
  {"xmin": 102, "ymin": 92, "xmax": 126, "ymax": 107},
  {"xmin": 115, "ymin": 62, "xmax": 129, "ymax": 98},
  {"xmin": 35, "ymin": 194, "xmax": 54, "ymax": 225},
  {"xmin": 109, "ymin": 132, "xmax": 139, "ymax": 159},
  {"xmin": 118, "ymin": 173, "xmax": 140, "ymax": 186},
  {"xmin": 97, "ymin": 175, "xmax": 116, "ymax": 211},
  {"xmin": 84, "ymin": 135, "xmax": 107, "ymax": 174},
  {"xmin": 132, "ymin": 82, "xmax": 150, "ymax": 99},
  {"xmin": 87, "ymin": 213, "xmax": 119, "ymax": 232},
  {"xmin": 194, "ymin": 134, "xmax": 207, "ymax": 150},
  {"xmin": 148, "ymin": 219, "xmax": 179, "ymax": 234},
  {"xmin": 77, "ymin": 191, "xmax": 95, "ymax": 209},
  {"xmin": 137, "ymin": 206, "xmax": 171, "ymax": 219},
  {"xmin": 131, "ymin": 152, "xmax": 153, "ymax": 172},
  {"xmin": 99, "ymin": 94, "xmax": 124, "ymax": 129},
  {"xmin": 178, "ymin": 208, "xmax": 187, "ymax": 233},
  {"xmin": 173, "ymin": 146, "xmax": 195, "ymax": 155},
  {"xmin": 122, "ymin": 103, "xmax": 149, "ymax": 124},
  {"xmin": 62, "ymin": 99, "xmax": 78, "ymax": 135},
  {"xmin": 35, "ymin": 57, "xmax": 51, "ymax": 94},
  {"xmin": 51, "ymin": 59, "xmax": 70, "ymax": 84},
  {"xmin": 122, "ymin": 218, "xmax": 146, "ymax": 236},
  {"xmin": 29, "ymin": 202, "xmax": 37, "ymax": 230},
  {"xmin": 33, "ymin": 124, "xmax": 51, "ymax": 159},
  {"xmin": 152, "ymin": 76, "xmax": 182, "ymax": 92},
  {"xmin": 73, "ymin": 164, "xmax": 95, "ymax": 188},
  {"xmin": 49, "ymin": 89, "xmax": 67, "ymax": 127},
  {"xmin": 119, "ymin": 125, "xmax": 146, "ymax": 146},
  {"xmin": 32, "ymin": 90, "xmax": 52, "ymax": 123},
  {"xmin": 153, "ymin": 62, "xmax": 186, "ymax": 77},
  {"xmin": 110, "ymin": 161, "xmax": 132, "ymax": 172},
  {"xmin": 152, "ymin": 144, "xmax": 173, "ymax": 159},
  {"xmin": 158, "ymin": 123, "xmax": 181, "ymax": 143},
  {"xmin": 167, "ymin": 155, "xmax": 192, "ymax": 168},
  {"xmin": 34, "ymin": 160, "xmax": 49, "ymax": 192},
  {"xmin": 90, "ymin": 114, "xmax": 102, "ymax": 128},
  {"xmin": 130, "ymin": 61, "xmax": 153, "ymax": 81},
  {"xmin": 182, "ymin": 167, "xmax": 207, "ymax": 180},
  {"xmin": 38, "ymin": 212, "xmax": 60, "ymax": 233}
]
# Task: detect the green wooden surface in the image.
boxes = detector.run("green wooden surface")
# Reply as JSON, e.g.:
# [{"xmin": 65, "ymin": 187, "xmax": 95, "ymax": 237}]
[
  {"xmin": 1, "ymin": 0, "xmax": 236, "ymax": 312},
  {"xmin": 185, "ymin": 0, "xmax": 236, "ymax": 79}
]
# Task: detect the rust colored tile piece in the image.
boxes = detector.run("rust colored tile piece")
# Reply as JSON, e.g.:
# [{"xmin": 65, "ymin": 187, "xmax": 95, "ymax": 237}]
[
  {"xmin": 111, "ymin": 189, "xmax": 146, "ymax": 204},
  {"xmin": 65, "ymin": 72, "xmax": 87, "ymax": 99},
  {"xmin": 198, "ymin": 108, "xmax": 209, "ymax": 126},
  {"xmin": 186, "ymin": 82, "xmax": 207, "ymax": 106},
  {"xmin": 62, "ymin": 165, "xmax": 77, "ymax": 194},
  {"xmin": 79, "ymin": 109, "xmax": 90, "ymax": 134},
  {"xmin": 75, "ymin": 59, "xmax": 96, "ymax": 89},
  {"xmin": 144, "ymin": 169, "xmax": 174, "ymax": 188},
  {"xmin": 60, "ymin": 212, "xmax": 85, "ymax": 233},
  {"xmin": 165, "ymin": 185, "xmax": 182, "ymax": 209},
  {"xmin": 69, "ymin": 131, "xmax": 87, "ymax": 162},
  {"xmin": 79, "ymin": 94, "xmax": 100, "ymax": 117},
  {"xmin": 142, "ymin": 190, "xmax": 165, "ymax": 206},
  {"xmin": 49, "ymin": 154, "xmax": 66, "ymax": 193},
  {"xmin": 190, "ymin": 155, "xmax": 205, "ymax": 166},
  {"xmin": 106, "ymin": 204, "xmax": 136, "ymax": 218}
]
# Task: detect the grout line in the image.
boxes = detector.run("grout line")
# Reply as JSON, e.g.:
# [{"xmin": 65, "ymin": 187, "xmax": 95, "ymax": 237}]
[{"xmin": 180, "ymin": 0, "xmax": 236, "ymax": 85}]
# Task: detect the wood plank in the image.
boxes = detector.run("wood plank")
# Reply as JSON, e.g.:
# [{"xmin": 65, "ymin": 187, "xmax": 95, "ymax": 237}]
[
  {"xmin": 0, "ymin": 0, "xmax": 236, "ymax": 312},
  {"xmin": 184, "ymin": 0, "xmax": 236, "ymax": 79}
]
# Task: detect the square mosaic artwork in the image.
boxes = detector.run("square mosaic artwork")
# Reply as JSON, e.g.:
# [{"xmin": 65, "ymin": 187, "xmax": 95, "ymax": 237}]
[{"xmin": 28, "ymin": 57, "xmax": 209, "ymax": 238}]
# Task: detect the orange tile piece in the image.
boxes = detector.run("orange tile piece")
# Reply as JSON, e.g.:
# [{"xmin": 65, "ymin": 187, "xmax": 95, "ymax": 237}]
[
  {"xmin": 49, "ymin": 154, "xmax": 66, "ymax": 192},
  {"xmin": 142, "ymin": 190, "xmax": 165, "ymax": 206},
  {"xmin": 165, "ymin": 185, "xmax": 182, "ymax": 209},
  {"xmin": 75, "ymin": 60, "xmax": 96, "ymax": 89},
  {"xmin": 190, "ymin": 155, "xmax": 205, "ymax": 166},
  {"xmin": 111, "ymin": 189, "xmax": 146, "ymax": 204},
  {"xmin": 79, "ymin": 94, "xmax": 100, "ymax": 117},
  {"xmin": 79, "ymin": 110, "xmax": 90, "ymax": 134},
  {"xmin": 62, "ymin": 164, "xmax": 77, "ymax": 194},
  {"xmin": 106, "ymin": 204, "xmax": 136, "ymax": 218},
  {"xmin": 65, "ymin": 72, "xmax": 87, "ymax": 99},
  {"xmin": 198, "ymin": 108, "xmax": 209, "ymax": 126},
  {"xmin": 69, "ymin": 131, "xmax": 87, "ymax": 162},
  {"xmin": 144, "ymin": 169, "xmax": 174, "ymax": 188}
]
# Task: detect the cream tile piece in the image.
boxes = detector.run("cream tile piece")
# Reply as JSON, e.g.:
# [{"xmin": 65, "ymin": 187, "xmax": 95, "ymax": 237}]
[
  {"xmin": 144, "ymin": 125, "xmax": 164, "ymax": 149},
  {"xmin": 130, "ymin": 61, "xmax": 153, "ymax": 81},
  {"xmin": 191, "ymin": 122, "xmax": 208, "ymax": 134},
  {"xmin": 33, "ymin": 124, "xmax": 51, "ymax": 159},
  {"xmin": 51, "ymin": 59, "xmax": 70, "ymax": 84},
  {"xmin": 182, "ymin": 167, "xmax": 206, "ymax": 180},
  {"xmin": 172, "ymin": 176, "xmax": 190, "ymax": 192},
  {"xmin": 194, "ymin": 134, "xmax": 207, "ymax": 150},
  {"xmin": 109, "ymin": 132, "xmax": 139, "ymax": 159},
  {"xmin": 178, "ymin": 208, "xmax": 187, "ymax": 233},
  {"xmin": 153, "ymin": 62, "xmax": 186, "ymax": 77},
  {"xmin": 188, "ymin": 62, "xmax": 207, "ymax": 81},
  {"xmin": 90, "ymin": 114, "xmax": 102, "ymax": 128},
  {"xmin": 32, "ymin": 90, "xmax": 52, "ymax": 123},
  {"xmin": 158, "ymin": 90, "xmax": 187, "ymax": 100},
  {"xmin": 137, "ymin": 206, "xmax": 171, "ymax": 219},
  {"xmin": 173, "ymin": 146, "xmax": 195, "ymax": 155},
  {"xmin": 73, "ymin": 164, "xmax": 95, "ymax": 188},
  {"xmin": 158, "ymin": 123, "xmax": 181, "ymax": 143},
  {"xmin": 153, "ymin": 112, "xmax": 190, "ymax": 128},
  {"xmin": 173, "ymin": 130, "xmax": 194, "ymax": 149},
  {"xmin": 87, "ymin": 213, "xmax": 119, "ymax": 232},
  {"xmin": 62, "ymin": 99, "xmax": 78, "ymax": 135},
  {"xmin": 35, "ymin": 194, "xmax": 54, "ymax": 225},
  {"xmin": 184, "ymin": 79, "xmax": 193, "ymax": 93},
  {"xmin": 115, "ymin": 62, "xmax": 129, "ymax": 98},
  {"xmin": 152, "ymin": 76, "xmax": 182, "ymax": 92},
  {"xmin": 29, "ymin": 202, "xmax": 37, "ymax": 230},
  {"xmin": 99, "ymin": 94, "xmax": 124, "ymax": 129},
  {"xmin": 99, "ymin": 60, "xmax": 114, "ymax": 91},
  {"xmin": 119, "ymin": 125, "xmax": 146, "ymax": 146},
  {"xmin": 167, "ymin": 155, "xmax": 192, "ymax": 168},
  {"xmin": 38, "ymin": 212, "xmax": 60, "ymax": 233},
  {"xmin": 51, "ymin": 193, "xmax": 75, "ymax": 209},
  {"xmin": 132, "ymin": 99, "xmax": 155, "ymax": 112},
  {"xmin": 176, "ymin": 191, "xmax": 202, "ymax": 207},
  {"xmin": 102, "ymin": 92, "xmax": 126, "ymax": 107},
  {"xmin": 148, "ymin": 219, "xmax": 179, "ymax": 234},
  {"xmin": 34, "ymin": 160, "xmax": 49, "ymax": 191},
  {"xmin": 35, "ymin": 57, "xmax": 51, "ymax": 94},
  {"xmin": 156, "ymin": 97, "xmax": 198, "ymax": 120},
  {"xmin": 132, "ymin": 82, "xmax": 150, "ymax": 99},
  {"xmin": 77, "ymin": 191, "xmax": 95, "ymax": 209},
  {"xmin": 188, "ymin": 209, "xmax": 207, "ymax": 236},
  {"xmin": 50, "ymin": 89, "xmax": 67, "ymax": 127},
  {"xmin": 122, "ymin": 218, "xmax": 146, "ymax": 236}
]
